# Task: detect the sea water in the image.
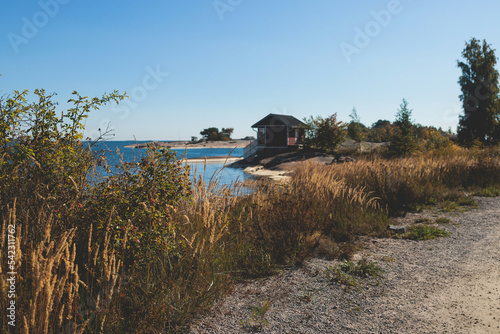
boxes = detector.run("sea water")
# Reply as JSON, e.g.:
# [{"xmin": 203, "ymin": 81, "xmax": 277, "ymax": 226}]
[{"xmin": 86, "ymin": 141, "xmax": 251, "ymax": 186}]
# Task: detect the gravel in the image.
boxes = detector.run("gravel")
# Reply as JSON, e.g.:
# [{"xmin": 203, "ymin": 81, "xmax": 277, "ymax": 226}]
[{"xmin": 188, "ymin": 197, "xmax": 500, "ymax": 333}]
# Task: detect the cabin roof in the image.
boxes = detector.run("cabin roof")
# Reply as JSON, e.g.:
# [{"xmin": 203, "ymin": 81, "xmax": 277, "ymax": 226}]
[{"xmin": 251, "ymin": 113, "xmax": 305, "ymax": 128}]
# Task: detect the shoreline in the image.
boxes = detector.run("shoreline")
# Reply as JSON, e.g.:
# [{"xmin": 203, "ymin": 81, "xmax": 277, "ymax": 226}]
[
  {"xmin": 184, "ymin": 156, "xmax": 244, "ymax": 164},
  {"xmin": 243, "ymin": 165, "xmax": 292, "ymax": 182},
  {"xmin": 124, "ymin": 140, "xmax": 252, "ymax": 149}
]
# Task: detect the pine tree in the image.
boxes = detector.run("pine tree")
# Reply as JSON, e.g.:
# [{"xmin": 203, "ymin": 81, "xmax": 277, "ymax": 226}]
[
  {"xmin": 390, "ymin": 98, "xmax": 417, "ymax": 156},
  {"xmin": 457, "ymin": 38, "xmax": 500, "ymax": 145}
]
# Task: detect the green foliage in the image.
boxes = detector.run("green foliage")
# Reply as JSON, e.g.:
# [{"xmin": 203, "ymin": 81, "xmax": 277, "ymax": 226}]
[
  {"xmin": 200, "ymin": 127, "xmax": 233, "ymax": 141},
  {"xmin": 247, "ymin": 299, "xmax": 271, "ymax": 329},
  {"xmin": 457, "ymin": 38, "xmax": 500, "ymax": 146},
  {"xmin": 404, "ymin": 225, "xmax": 451, "ymax": 240},
  {"xmin": 0, "ymin": 89, "xmax": 126, "ymax": 237},
  {"xmin": 368, "ymin": 119, "xmax": 393, "ymax": 142},
  {"xmin": 85, "ymin": 147, "xmax": 191, "ymax": 266},
  {"xmin": 347, "ymin": 107, "xmax": 367, "ymax": 147},
  {"xmin": 414, "ymin": 126, "xmax": 455, "ymax": 155},
  {"xmin": 389, "ymin": 98, "xmax": 417, "ymax": 156},
  {"xmin": 326, "ymin": 258, "xmax": 383, "ymax": 286},
  {"xmin": 434, "ymin": 217, "xmax": 452, "ymax": 224},
  {"xmin": 325, "ymin": 266, "xmax": 358, "ymax": 286},
  {"xmin": 303, "ymin": 113, "xmax": 347, "ymax": 153},
  {"xmin": 342, "ymin": 258, "xmax": 384, "ymax": 278},
  {"xmin": 475, "ymin": 185, "xmax": 500, "ymax": 197}
]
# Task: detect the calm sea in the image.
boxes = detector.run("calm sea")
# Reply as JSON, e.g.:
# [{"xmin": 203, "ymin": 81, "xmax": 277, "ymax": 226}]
[{"xmin": 86, "ymin": 141, "xmax": 250, "ymax": 186}]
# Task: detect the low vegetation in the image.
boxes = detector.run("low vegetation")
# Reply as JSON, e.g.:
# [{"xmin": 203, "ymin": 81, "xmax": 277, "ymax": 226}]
[
  {"xmin": 1, "ymin": 90, "xmax": 500, "ymax": 333},
  {"xmin": 325, "ymin": 258, "xmax": 384, "ymax": 287},
  {"xmin": 403, "ymin": 225, "xmax": 451, "ymax": 241}
]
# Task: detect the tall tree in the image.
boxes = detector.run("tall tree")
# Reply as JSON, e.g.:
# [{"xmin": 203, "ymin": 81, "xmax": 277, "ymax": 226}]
[
  {"xmin": 457, "ymin": 38, "xmax": 500, "ymax": 145},
  {"xmin": 390, "ymin": 98, "xmax": 417, "ymax": 156}
]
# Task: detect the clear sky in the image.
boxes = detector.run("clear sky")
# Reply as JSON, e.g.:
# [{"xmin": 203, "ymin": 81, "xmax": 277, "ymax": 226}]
[{"xmin": 2, "ymin": 0, "xmax": 500, "ymax": 140}]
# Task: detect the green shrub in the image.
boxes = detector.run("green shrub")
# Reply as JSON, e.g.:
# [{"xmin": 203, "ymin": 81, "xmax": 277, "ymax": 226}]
[
  {"xmin": 350, "ymin": 258, "xmax": 384, "ymax": 278},
  {"xmin": 325, "ymin": 257, "xmax": 383, "ymax": 286},
  {"xmin": 404, "ymin": 225, "xmax": 451, "ymax": 240},
  {"xmin": 84, "ymin": 147, "xmax": 191, "ymax": 266},
  {"xmin": 475, "ymin": 185, "xmax": 500, "ymax": 197}
]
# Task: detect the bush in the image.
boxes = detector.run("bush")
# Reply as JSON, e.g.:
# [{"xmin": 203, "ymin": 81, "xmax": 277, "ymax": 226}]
[
  {"xmin": 303, "ymin": 114, "xmax": 347, "ymax": 153},
  {"xmin": 84, "ymin": 147, "xmax": 191, "ymax": 267}
]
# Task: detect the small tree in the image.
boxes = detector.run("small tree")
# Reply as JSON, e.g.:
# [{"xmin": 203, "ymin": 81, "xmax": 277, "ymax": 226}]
[
  {"xmin": 390, "ymin": 99, "xmax": 417, "ymax": 156},
  {"xmin": 303, "ymin": 113, "xmax": 347, "ymax": 153},
  {"xmin": 368, "ymin": 119, "xmax": 394, "ymax": 142},
  {"xmin": 200, "ymin": 127, "xmax": 233, "ymax": 141},
  {"xmin": 220, "ymin": 127, "xmax": 234, "ymax": 141},
  {"xmin": 200, "ymin": 127, "xmax": 219, "ymax": 141},
  {"xmin": 347, "ymin": 107, "xmax": 367, "ymax": 149},
  {"xmin": 457, "ymin": 38, "xmax": 500, "ymax": 145}
]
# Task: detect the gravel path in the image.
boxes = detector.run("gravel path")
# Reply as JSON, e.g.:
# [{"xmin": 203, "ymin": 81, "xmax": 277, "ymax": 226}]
[{"xmin": 188, "ymin": 197, "xmax": 500, "ymax": 333}]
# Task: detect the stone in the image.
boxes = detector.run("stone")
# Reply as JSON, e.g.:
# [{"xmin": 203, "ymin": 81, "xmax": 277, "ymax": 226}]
[{"xmin": 388, "ymin": 225, "xmax": 407, "ymax": 233}]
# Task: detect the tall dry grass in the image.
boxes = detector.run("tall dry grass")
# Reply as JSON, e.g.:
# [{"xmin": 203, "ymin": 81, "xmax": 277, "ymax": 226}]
[
  {"xmin": 314, "ymin": 151, "xmax": 500, "ymax": 213},
  {"xmin": 0, "ymin": 204, "xmax": 128, "ymax": 334}
]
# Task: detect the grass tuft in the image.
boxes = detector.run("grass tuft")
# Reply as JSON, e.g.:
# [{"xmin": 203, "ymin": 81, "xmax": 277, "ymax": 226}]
[
  {"xmin": 434, "ymin": 217, "xmax": 452, "ymax": 224},
  {"xmin": 404, "ymin": 225, "xmax": 451, "ymax": 240},
  {"xmin": 475, "ymin": 185, "xmax": 500, "ymax": 197},
  {"xmin": 325, "ymin": 257, "xmax": 384, "ymax": 287}
]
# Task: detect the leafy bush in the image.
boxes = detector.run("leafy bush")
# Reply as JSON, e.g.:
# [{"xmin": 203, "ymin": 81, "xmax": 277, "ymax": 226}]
[
  {"xmin": 0, "ymin": 89, "xmax": 125, "ymax": 238},
  {"xmin": 303, "ymin": 113, "xmax": 347, "ymax": 153},
  {"xmin": 84, "ymin": 147, "xmax": 191, "ymax": 266}
]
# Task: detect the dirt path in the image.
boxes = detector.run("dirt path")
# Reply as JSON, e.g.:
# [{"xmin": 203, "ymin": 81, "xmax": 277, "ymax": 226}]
[
  {"xmin": 427, "ymin": 200, "xmax": 500, "ymax": 333},
  {"xmin": 189, "ymin": 197, "xmax": 500, "ymax": 333}
]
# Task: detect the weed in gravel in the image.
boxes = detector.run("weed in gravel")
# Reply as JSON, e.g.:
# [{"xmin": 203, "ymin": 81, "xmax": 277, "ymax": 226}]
[
  {"xmin": 246, "ymin": 299, "xmax": 271, "ymax": 329},
  {"xmin": 325, "ymin": 266, "xmax": 358, "ymax": 287},
  {"xmin": 350, "ymin": 306, "xmax": 362, "ymax": 313},
  {"xmin": 457, "ymin": 196, "xmax": 478, "ymax": 207},
  {"xmin": 439, "ymin": 200, "xmax": 458, "ymax": 212},
  {"xmin": 434, "ymin": 217, "xmax": 452, "ymax": 224},
  {"xmin": 349, "ymin": 258, "xmax": 385, "ymax": 278},
  {"xmin": 414, "ymin": 217, "xmax": 434, "ymax": 224},
  {"xmin": 325, "ymin": 257, "xmax": 384, "ymax": 286},
  {"xmin": 475, "ymin": 185, "xmax": 500, "ymax": 197},
  {"xmin": 404, "ymin": 225, "xmax": 451, "ymax": 240},
  {"xmin": 439, "ymin": 199, "xmax": 477, "ymax": 213}
]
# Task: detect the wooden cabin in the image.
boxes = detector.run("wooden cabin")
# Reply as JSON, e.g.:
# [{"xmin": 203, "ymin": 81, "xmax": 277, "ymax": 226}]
[{"xmin": 251, "ymin": 113, "xmax": 305, "ymax": 148}]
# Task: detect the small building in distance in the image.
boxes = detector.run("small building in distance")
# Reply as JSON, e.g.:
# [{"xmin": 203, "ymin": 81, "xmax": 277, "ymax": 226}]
[
  {"xmin": 244, "ymin": 113, "xmax": 305, "ymax": 160},
  {"xmin": 252, "ymin": 113, "xmax": 305, "ymax": 148}
]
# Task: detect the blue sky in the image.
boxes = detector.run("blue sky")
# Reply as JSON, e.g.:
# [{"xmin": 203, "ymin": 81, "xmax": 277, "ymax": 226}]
[{"xmin": 2, "ymin": 0, "xmax": 500, "ymax": 140}]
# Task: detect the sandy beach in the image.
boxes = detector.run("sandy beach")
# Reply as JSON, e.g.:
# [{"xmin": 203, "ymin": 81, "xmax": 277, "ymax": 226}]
[
  {"xmin": 243, "ymin": 166, "xmax": 292, "ymax": 182},
  {"xmin": 183, "ymin": 156, "xmax": 244, "ymax": 164}
]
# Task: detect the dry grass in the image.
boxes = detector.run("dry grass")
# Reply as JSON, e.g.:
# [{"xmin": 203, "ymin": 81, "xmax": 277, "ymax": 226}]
[
  {"xmin": 0, "ymin": 205, "xmax": 128, "ymax": 334},
  {"xmin": 307, "ymin": 152, "xmax": 500, "ymax": 214}
]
